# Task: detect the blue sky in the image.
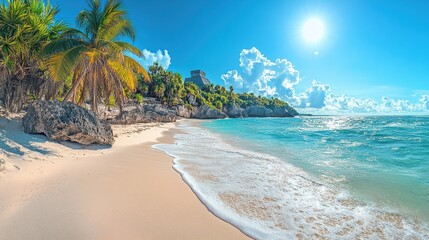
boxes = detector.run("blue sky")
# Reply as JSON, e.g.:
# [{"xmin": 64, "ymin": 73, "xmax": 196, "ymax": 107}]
[{"xmin": 52, "ymin": 0, "xmax": 429, "ymax": 113}]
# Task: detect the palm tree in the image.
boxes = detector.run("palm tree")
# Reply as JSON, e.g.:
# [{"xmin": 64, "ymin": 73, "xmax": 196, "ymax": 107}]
[
  {"xmin": 43, "ymin": 0, "xmax": 148, "ymax": 113},
  {"xmin": 0, "ymin": 0, "xmax": 66, "ymax": 112},
  {"xmin": 229, "ymin": 85, "xmax": 234, "ymax": 93},
  {"xmin": 214, "ymin": 85, "xmax": 221, "ymax": 93},
  {"xmin": 228, "ymin": 85, "xmax": 236, "ymax": 104},
  {"xmin": 203, "ymin": 83, "xmax": 214, "ymax": 93}
]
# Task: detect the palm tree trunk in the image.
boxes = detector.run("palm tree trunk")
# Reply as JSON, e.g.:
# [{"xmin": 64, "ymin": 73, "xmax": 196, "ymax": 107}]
[
  {"xmin": 119, "ymin": 103, "xmax": 123, "ymax": 116},
  {"xmin": 4, "ymin": 76, "xmax": 25, "ymax": 113},
  {"xmin": 91, "ymin": 73, "xmax": 98, "ymax": 114},
  {"xmin": 64, "ymin": 74, "xmax": 85, "ymax": 103},
  {"xmin": 65, "ymin": 62, "xmax": 87, "ymax": 103},
  {"xmin": 64, "ymin": 84, "xmax": 78, "ymax": 102}
]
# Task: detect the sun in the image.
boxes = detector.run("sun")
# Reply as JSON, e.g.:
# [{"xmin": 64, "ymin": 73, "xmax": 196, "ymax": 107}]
[{"xmin": 302, "ymin": 18, "xmax": 325, "ymax": 43}]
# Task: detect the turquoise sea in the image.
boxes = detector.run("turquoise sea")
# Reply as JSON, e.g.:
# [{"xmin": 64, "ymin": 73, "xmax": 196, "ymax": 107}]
[{"xmin": 155, "ymin": 116, "xmax": 429, "ymax": 239}]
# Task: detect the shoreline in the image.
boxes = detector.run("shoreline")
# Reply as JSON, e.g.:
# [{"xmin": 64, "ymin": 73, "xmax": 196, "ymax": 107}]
[
  {"xmin": 0, "ymin": 119, "xmax": 249, "ymax": 240},
  {"xmin": 155, "ymin": 118, "xmax": 429, "ymax": 239}
]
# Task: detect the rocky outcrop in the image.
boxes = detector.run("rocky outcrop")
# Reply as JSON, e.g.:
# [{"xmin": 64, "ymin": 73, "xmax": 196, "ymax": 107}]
[
  {"xmin": 106, "ymin": 101, "xmax": 297, "ymax": 122},
  {"xmin": 224, "ymin": 104, "xmax": 245, "ymax": 118},
  {"xmin": 191, "ymin": 105, "xmax": 228, "ymax": 119},
  {"xmin": 109, "ymin": 104, "xmax": 177, "ymax": 125},
  {"xmin": 174, "ymin": 104, "xmax": 227, "ymax": 119},
  {"xmin": 23, "ymin": 100, "xmax": 114, "ymax": 145},
  {"xmin": 245, "ymin": 106, "xmax": 274, "ymax": 117},
  {"xmin": 187, "ymin": 94, "xmax": 198, "ymax": 106},
  {"xmin": 272, "ymin": 107, "xmax": 296, "ymax": 117},
  {"xmin": 102, "ymin": 98, "xmax": 298, "ymax": 124},
  {"xmin": 174, "ymin": 103, "xmax": 298, "ymax": 119},
  {"xmin": 242, "ymin": 105, "xmax": 298, "ymax": 118},
  {"xmin": 143, "ymin": 104, "xmax": 177, "ymax": 117},
  {"xmin": 108, "ymin": 108, "xmax": 146, "ymax": 124},
  {"xmin": 175, "ymin": 105, "xmax": 192, "ymax": 118}
]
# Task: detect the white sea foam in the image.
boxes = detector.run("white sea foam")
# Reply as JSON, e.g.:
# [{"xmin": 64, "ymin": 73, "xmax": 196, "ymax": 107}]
[{"xmin": 153, "ymin": 121, "xmax": 429, "ymax": 240}]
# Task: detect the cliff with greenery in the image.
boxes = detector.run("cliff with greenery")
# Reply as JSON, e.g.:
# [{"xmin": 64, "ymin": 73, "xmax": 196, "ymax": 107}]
[{"xmin": 134, "ymin": 63, "xmax": 298, "ymax": 118}]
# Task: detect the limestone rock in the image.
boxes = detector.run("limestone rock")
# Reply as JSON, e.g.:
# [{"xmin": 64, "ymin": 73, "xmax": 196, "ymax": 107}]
[
  {"xmin": 175, "ymin": 105, "xmax": 192, "ymax": 118},
  {"xmin": 109, "ymin": 104, "xmax": 177, "ymax": 124},
  {"xmin": 23, "ymin": 101, "xmax": 114, "ymax": 145},
  {"xmin": 244, "ymin": 105, "xmax": 299, "ymax": 118},
  {"xmin": 224, "ymin": 104, "xmax": 245, "ymax": 118},
  {"xmin": 246, "ymin": 106, "xmax": 274, "ymax": 117},
  {"xmin": 191, "ymin": 105, "xmax": 227, "ymax": 119},
  {"xmin": 272, "ymin": 107, "xmax": 295, "ymax": 117},
  {"xmin": 187, "ymin": 94, "xmax": 198, "ymax": 106}
]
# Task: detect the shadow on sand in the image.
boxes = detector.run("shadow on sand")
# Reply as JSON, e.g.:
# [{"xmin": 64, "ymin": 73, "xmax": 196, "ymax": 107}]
[{"xmin": 0, "ymin": 118, "xmax": 110, "ymax": 158}]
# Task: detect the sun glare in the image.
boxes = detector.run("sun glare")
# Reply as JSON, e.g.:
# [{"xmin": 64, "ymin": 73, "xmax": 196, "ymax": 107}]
[{"xmin": 302, "ymin": 18, "xmax": 325, "ymax": 43}]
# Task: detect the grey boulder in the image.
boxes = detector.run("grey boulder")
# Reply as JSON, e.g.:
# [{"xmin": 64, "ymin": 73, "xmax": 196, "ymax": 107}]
[
  {"xmin": 175, "ymin": 105, "xmax": 192, "ymax": 118},
  {"xmin": 224, "ymin": 104, "xmax": 245, "ymax": 118},
  {"xmin": 246, "ymin": 106, "xmax": 274, "ymax": 117},
  {"xmin": 191, "ymin": 105, "xmax": 227, "ymax": 119},
  {"xmin": 109, "ymin": 104, "xmax": 177, "ymax": 124},
  {"xmin": 174, "ymin": 104, "xmax": 227, "ymax": 119},
  {"xmin": 23, "ymin": 100, "xmax": 114, "ymax": 145}
]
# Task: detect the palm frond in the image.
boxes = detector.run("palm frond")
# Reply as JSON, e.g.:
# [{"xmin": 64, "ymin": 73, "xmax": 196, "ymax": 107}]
[
  {"xmin": 108, "ymin": 59, "xmax": 138, "ymax": 91},
  {"xmin": 101, "ymin": 18, "xmax": 134, "ymax": 41},
  {"xmin": 114, "ymin": 41, "xmax": 142, "ymax": 57},
  {"xmin": 59, "ymin": 28, "xmax": 89, "ymax": 40},
  {"xmin": 97, "ymin": 0, "xmax": 134, "ymax": 41},
  {"xmin": 124, "ymin": 56, "xmax": 149, "ymax": 81},
  {"xmin": 42, "ymin": 38, "xmax": 85, "ymax": 56},
  {"xmin": 47, "ymin": 45, "xmax": 85, "ymax": 81}
]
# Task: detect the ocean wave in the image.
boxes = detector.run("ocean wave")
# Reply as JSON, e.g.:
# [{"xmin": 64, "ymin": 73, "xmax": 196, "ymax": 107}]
[{"xmin": 153, "ymin": 121, "xmax": 429, "ymax": 240}]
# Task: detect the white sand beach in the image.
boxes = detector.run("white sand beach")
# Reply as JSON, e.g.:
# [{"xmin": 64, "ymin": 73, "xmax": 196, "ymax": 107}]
[{"xmin": 0, "ymin": 118, "xmax": 249, "ymax": 240}]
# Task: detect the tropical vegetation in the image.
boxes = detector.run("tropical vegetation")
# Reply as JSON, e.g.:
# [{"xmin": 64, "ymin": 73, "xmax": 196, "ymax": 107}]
[
  {"xmin": 0, "ymin": 0, "xmax": 294, "ymax": 115},
  {"xmin": 0, "ymin": 0, "xmax": 66, "ymax": 112},
  {"xmin": 0, "ymin": 0, "xmax": 148, "ymax": 114},
  {"xmin": 43, "ymin": 0, "xmax": 148, "ymax": 113},
  {"xmin": 138, "ymin": 63, "xmax": 293, "ymax": 112}
]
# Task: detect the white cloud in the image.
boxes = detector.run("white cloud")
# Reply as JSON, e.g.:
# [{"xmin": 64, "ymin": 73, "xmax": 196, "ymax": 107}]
[
  {"xmin": 420, "ymin": 95, "xmax": 429, "ymax": 110},
  {"xmin": 221, "ymin": 47, "xmax": 300, "ymax": 99},
  {"xmin": 140, "ymin": 49, "xmax": 171, "ymax": 69},
  {"xmin": 296, "ymin": 81, "xmax": 330, "ymax": 108},
  {"xmin": 221, "ymin": 70, "xmax": 244, "ymax": 88},
  {"xmin": 325, "ymin": 95, "xmax": 378, "ymax": 113},
  {"xmin": 222, "ymin": 47, "xmax": 429, "ymax": 114}
]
